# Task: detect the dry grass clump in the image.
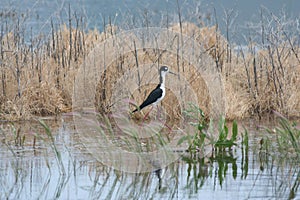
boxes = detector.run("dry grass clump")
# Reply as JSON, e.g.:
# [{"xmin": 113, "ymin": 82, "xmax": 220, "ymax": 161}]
[
  {"xmin": 170, "ymin": 22, "xmax": 248, "ymax": 119},
  {"xmin": 170, "ymin": 22, "xmax": 227, "ymax": 67},
  {"xmin": 0, "ymin": 17, "xmax": 116, "ymax": 120},
  {"xmin": 22, "ymin": 81, "xmax": 68, "ymax": 116},
  {"xmin": 0, "ymin": 81, "xmax": 67, "ymax": 120},
  {"xmin": 223, "ymin": 42, "xmax": 300, "ymax": 119},
  {"xmin": 223, "ymin": 79, "xmax": 252, "ymax": 120},
  {"xmin": 169, "ymin": 20, "xmax": 300, "ymax": 119}
]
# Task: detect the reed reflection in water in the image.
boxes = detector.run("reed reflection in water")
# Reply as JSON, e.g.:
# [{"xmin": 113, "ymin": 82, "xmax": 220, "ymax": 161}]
[{"xmin": 0, "ymin": 117, "xmax": 299, "ymax": 199}]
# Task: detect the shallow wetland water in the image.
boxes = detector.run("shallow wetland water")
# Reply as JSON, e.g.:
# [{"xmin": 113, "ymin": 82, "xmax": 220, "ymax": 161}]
[{"xmin": 0, "ymin": 116, "xmax": 299, "ymax": 200}]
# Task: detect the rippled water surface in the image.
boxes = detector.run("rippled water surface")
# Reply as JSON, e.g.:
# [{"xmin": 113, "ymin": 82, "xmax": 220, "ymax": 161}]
[{"xmin": 0, "ymin": 116, "xmax": 299, "ymax": 199}]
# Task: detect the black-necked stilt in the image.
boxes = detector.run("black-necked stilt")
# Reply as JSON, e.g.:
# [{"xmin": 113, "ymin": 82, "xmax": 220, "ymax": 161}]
[{"xmin": 132, "ymin": 66, "xmax": 175, "ymax": 117}]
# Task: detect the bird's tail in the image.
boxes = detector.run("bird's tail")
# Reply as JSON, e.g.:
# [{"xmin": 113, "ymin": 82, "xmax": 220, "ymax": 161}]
[{"xmin": 132, "ymin": 107, "xmax": 139, "ymax": 113}]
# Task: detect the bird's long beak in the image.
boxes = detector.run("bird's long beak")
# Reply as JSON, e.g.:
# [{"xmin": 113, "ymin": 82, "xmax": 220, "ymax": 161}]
[{"xmin": 169, "ymin": 71, "xmax": 177, "ymax": 75}]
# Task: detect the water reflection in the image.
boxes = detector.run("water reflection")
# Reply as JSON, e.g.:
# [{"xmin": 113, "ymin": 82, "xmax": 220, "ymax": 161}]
[{"xmin": 0, "ymin": 117, "xmax": 299, "ymax": 199}]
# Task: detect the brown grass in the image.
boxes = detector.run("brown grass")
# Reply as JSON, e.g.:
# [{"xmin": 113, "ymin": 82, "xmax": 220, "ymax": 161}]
[
  {"xmin": 0, "ymin": 24, "xmax": 109, "ymax": 120},
  {"xmin": 0, "ymin": 15, "xmax": 299, "ymax": 121},
  {"xmin": 223, "ymin": 42, "xmax": 300, "ymax": 119}
]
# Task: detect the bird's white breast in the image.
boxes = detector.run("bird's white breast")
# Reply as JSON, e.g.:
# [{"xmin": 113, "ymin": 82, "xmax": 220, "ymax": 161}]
[{"xmin": 155, "ymin": 86, "xmax": 165, "ymax": 105}]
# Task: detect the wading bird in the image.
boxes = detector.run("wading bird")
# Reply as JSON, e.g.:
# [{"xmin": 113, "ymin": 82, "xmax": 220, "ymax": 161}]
[{"xmin": 132, "ymin": 66, "xmax": 175, "ymax": 119}]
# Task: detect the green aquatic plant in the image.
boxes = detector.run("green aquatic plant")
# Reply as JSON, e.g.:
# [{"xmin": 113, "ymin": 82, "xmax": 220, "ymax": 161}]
[
  {"xmin": 181, "ymin": 154, "xmax": 210, "ymax": 192},
  {"xmin": 214, "ymin": 117, "xmax": 238, "ymax": 152},
  {"xmin": 178, "ymin": 103, "xmax": 208, "ymax": 152},
  {"xmin": 259, "ymin": 112, "xmax": 300, "ymax": 198},
  {"xmin": 178, "ymin": 105, "xmax": 250, "ymax": 191},
  {"xmin": 38, "ymin": 119, "xmax": 66, "ymax": 176},
  {"xmin": 241, "ymin": 129, "xmax": 249, "ymax": 179},
  {"xmin": 178, "ymin": 103, "xmax": 239, "ymax": 153},
  {"xmin": 265, "ymin": 112, "xmax": 300, "ymax": 158}
]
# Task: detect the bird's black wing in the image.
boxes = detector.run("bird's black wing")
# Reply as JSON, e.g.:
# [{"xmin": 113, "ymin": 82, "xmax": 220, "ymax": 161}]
[{"xmin": 132, "ymin": 84, "xmax": 162, "ymax": 112}]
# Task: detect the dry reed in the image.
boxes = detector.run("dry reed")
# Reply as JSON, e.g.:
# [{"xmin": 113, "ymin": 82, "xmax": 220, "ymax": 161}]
[{"xmin": 0, "ymin": 9, "xmax": 299, "ymax": 121}]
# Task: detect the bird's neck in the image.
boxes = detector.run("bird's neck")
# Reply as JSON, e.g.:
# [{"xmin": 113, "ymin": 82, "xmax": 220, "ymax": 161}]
[{"xmin": 159, "ymin": 73, "xmax": 166, "ymax": 87}]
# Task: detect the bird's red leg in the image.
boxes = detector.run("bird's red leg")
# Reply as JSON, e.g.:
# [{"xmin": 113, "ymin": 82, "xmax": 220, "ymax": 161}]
[
  {"xmin": 164, "ymin": 122, "xmax": 172, "ymax": 131},
  {"xmin": 156, "ymin": 105, "xmax": 172, "ymax": 131},
  {"xmin": 156, "ymin": 105, "xmax": 161, "ymax": 119},
  {"xmin": 143, "ymin": 106, "xmax": 153, "ymax": 121}
]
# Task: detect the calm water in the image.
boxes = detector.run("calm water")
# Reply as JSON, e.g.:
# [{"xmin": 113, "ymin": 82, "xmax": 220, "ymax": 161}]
[
  {"xmin": 0, "ymin": 0, "xmax": 299, "ymax": 43},
  {"xmin": 0, "ymin": 116, "xmax": 299, "ymax": 199},
  {"xmin": 0, "ymin": 1, "xmax": 299, "ymax": 199}
]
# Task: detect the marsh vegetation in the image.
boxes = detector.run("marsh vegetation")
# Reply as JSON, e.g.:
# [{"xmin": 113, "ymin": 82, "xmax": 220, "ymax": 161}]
[
  {"xmin": 0, "ymin": 1, "xmax": 299, "ymax": 199},
  {"xmin": 0, "ymin": 3, "xmax": 299, "ymax": 120}
]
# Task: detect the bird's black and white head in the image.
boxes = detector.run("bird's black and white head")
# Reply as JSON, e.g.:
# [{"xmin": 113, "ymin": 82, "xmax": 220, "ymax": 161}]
[
  {"xmin": 159, "ymin": 66, "xmax": 175, "ymax": 85},
  {"xmin": 160, "ymin": 66, "xmax": 169, "ymax": 75}
]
